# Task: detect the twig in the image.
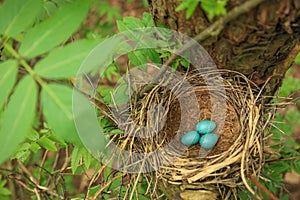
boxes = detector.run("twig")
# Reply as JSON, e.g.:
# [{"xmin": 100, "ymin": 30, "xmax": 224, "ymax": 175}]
[
  {"xmin": 85, "ymin": 164, "xmax": 107, "ymax": 199},
  {"xmin": 39, "ymin": 150, "xmax": 49, "ymax": 184},
  {"xmin": 18, "ymin": 161, "xmax": 38, "ymax": 185},
  {"xmin": 34, "ymin": 188, "xmax": 42, "ymax": 200},
  {"xmin": 247, "ymin": 174, "xmax": 279, "ymax": 200},
  {"xmin": 17, "ymin": 161, "xmax": 64, "ymax": 199},
  {"xmin": 15, "ymin": 179, "xmax": 35, "ymax": 193},
  {"xmin": 91, "ymin": 173, "xmax": 125, "ymax": 200},
  {"xmin": 265, "ymin": 155, "xmax": 300, "ymax": 163},
  {"xmin": 140, "ymin": 0, "xmax": 267, "ymax": 96}
]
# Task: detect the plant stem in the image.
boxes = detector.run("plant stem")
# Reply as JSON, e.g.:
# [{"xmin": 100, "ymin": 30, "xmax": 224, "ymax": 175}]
[
  {"xmin": 3, "ymin": 42, "xmax": 45, "ymax": 87},
  {"xmin": 247, "ymin": 174, "xmax": 279, "ymax": 200}
]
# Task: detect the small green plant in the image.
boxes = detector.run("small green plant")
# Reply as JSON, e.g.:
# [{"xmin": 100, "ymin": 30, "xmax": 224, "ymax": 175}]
[
  {"xmin": 0, "ymin": 175, "xmax": 11, "ymax": 200},
  {"xmin": 176, "ymin": 0, "xmax": 227, "ymax": 19}
]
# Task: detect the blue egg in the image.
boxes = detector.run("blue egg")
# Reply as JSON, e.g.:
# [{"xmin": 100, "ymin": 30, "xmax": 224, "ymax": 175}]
[
  {"xmin": 196, "ymin": 120, "xmax": 216, "ymax": 134},
  {"xmin": 181, "ymin": 131, "xmax": 200, "ymax": 146},
  {"xmin": 199, "ymin": 133, "xmax": 219, "ymax": 149}
]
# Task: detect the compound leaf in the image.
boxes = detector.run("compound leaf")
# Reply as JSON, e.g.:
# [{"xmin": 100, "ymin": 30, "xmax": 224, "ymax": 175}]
[
  {"xmin": 19, "ymin": 0, "xmax": 91, "ymax": 58},
  {"xmin": 0, "ymin": 0, "xmax": 42, "ymax": 36}
]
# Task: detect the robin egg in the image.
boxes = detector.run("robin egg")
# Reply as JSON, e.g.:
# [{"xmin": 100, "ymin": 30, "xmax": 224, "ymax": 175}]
[
  {"xmin": 181, "ymin": 131, "xmax": 200, "ymax": 146},
  {"xmin": 196, "ymin": 120, "xmax": 216, "ymax": 134},
  {"xmin": 199, "ymin": 133, "xmax": 219, "ymax": 149}
]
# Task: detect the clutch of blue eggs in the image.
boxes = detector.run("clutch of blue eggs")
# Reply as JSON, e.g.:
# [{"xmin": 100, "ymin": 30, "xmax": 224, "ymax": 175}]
[{"xmin": 181, "ymin": 120, "xmax": 219, "ymax": 149}]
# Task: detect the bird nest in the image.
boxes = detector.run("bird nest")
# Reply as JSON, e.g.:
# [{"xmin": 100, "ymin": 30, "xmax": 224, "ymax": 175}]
[{"xmin": 108, "ymin": 69, "xmax": 271, "ymax": 199}]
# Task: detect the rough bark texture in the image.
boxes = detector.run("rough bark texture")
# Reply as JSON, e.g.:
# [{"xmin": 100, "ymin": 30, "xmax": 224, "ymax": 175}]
[{"xmin": 148, "ymin": 0, "xmax": 300, "ymax": 96}]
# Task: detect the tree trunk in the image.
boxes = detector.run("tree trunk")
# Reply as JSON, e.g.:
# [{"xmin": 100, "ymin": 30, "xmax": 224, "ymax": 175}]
[
  {"xmin": 147, "ymin": 0, "xmax": 300, "ymax": 199},
  {"xmin": 148, "ymin": 0, "xmax": 300, "ymax": 96}
]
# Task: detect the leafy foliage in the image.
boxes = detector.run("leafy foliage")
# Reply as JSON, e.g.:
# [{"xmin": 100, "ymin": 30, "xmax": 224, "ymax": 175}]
[
  {"xmin": 93, "ymin": 0, "xmax": 121, "ymax": 22},
  {"xmin": 0, "ymin": 0, "xmax": 43, "ymax": 37},
  {"xmin": 117, "ymin": 12, "xmax": 162, "ymax": 68},
  {"xmin": 71, "ymin": 145, "xmax": 93, "ymax": 173},
  {"xmin": 295, "ymin": 52, "xmax": 300, "ymax": 64},
  {"xmin": 19, "ymin": 0, "xmax": 91, "ymax": 58},
  {"xmin": 279, "ymin": 69, "xmax": 300, "ymax": 97},
  {"xmin": 0, "ymin": 0, "xmax": 299, "ymax": 199},
  {"xmin": 34, "ymin": 39, "xmax": 101, "ymax": 79},
  {"xmin": 176, "ymin": 0, "xmax": 227, "ymax": 19},
  {"xmin": 0, "ymin": 175, "xmax": 11, "ymax": 199},
  {"xmin": 0, "ymin": 0, "xmax": 97, "ymax": 163}
]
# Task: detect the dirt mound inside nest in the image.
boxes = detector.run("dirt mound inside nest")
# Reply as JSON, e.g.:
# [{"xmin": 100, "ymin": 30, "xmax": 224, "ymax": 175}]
[{"xmin": 163, "ymin": 89, "xmax": 240, "ymax": 157}]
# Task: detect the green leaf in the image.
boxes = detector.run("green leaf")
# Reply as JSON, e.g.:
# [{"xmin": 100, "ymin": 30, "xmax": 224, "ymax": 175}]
[
  {"xmin": 172, "ymin": 58, "xmax": 180, "ymax": 71},
  {"xmin": 142, "ymin": 12, "xmax": 154, "ymax": 27},
  {"xmin": 19, "ymin": 0, "xmax": 91, "ymax": 58},
  {"xmin": 0, "ymin": 178, "xmax": 7, "ymax": 187},
  {"xmin": 94, "ymin": 1, "xmax": 121, "ymax": 21},
  {"xmin": 47, "ymin": 133, "xmax": 67, "ymax": 146},
  {"xmin": 0, "ymin": 60, "xmax": 18, "ymax": 109},
  {"xmin": 27, "ymin": 130, "xmax": 40, "ymax": 141},
  {"xmin": 34, "ymin": 39, "xmax": 100, "ymax": 79},
  {"xmin": 144, "ymin": 49, "xmax": 161, "ymax": 64},
  {"xmin": 175, "ymin": 0, "xmax": 200, "ymax": 19},
  {"xmin": 279, "ymin": 70, "xmax": 300, "ymax": 97},
  {"xmin": 41, "ymin": 84, "xmax": 82, "ymax": 145},
  {"xmin": 0, "ymin": 0, "xmax": 43, "ymax": 37},
  {"xmin": 128, "ymin": 51, "xmax": 147, "ymax": 66},
  {"xmin": 71, "ymin": 146, "xmax": 81, "ymax": 173},
  {"xmin": 101, "ymin": 63, "xmax": 119, "ymax": 81},
  {"xmin": 116, "ymin": 19, "xmax": 146, "ymax": 47},
  {"xmin": 295, "ymin": 52, "xmax": 300, "ymax": 64},
  {"xmin": 186, "ymin": 1, "xmax": 198, "ymax": 19},
  {"xmin": 280, "ymin": 194, "xmax": 289, "ymax": 200},
  {"xmin": 201, "ymin": 0, "xmax": 227, "ymax": 20},
  {"xmin": 38, "ymin": 1, "xmax": 58, "ymax": 21},
  {"xmin": 37, "ymin": 135, "xmax": 57, "ymax": 151},
  {"xmin": 11, "ymin": 142, "xmax": 31, "ymax": 162},
  {"xmin": 82, "ymin": 147, "xmax": 92, "ymax": 169},
  {"xmin": 123, "ymin": 17, "xmax": 144, "ymax": 29},
  {"xmin": 292, "ymin": 159, "xmax": 300, "ymax": 174},
  {"xmin": 30, "ymin": 142, "xmax": 41, "ymax": 153},
  {"xmin": 175, "ymin": 2, "xmax": 188, "ymax": 12},
  {"xmin": 116, "ymin": 20, "xmax": 127, "ymax": 32},
  {"xmin": 97, "ymin": 85, "xmax": 113, "ymax": 104},
  {"xmin": 89, "ymin": 185, "xmax": 101, "ymax": 195},
  {"xmin": 180, "ymin": 58, "xmax": 190, "ymax": 67},
  {"xmin": 0, "ymin": 76, "xmax": 37, "ymax": 164},
  {"xmin": 0, "ymin": 187, "xmax": 11, "ymax": 196},
  {"xmin": 287, "ymin": 109, "xmax": 300, "ymax": 127}
]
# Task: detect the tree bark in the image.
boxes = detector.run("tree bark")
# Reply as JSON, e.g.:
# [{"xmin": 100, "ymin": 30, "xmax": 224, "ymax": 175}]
[{"xmin": 148, "ymin": 0, "xmax": 300, "ymax": 96}]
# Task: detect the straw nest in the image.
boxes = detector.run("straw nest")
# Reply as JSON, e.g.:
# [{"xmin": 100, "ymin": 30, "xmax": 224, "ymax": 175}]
[{"xmin": 109, "ymin": 69, "xmax": 271, "ymax": 199}]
